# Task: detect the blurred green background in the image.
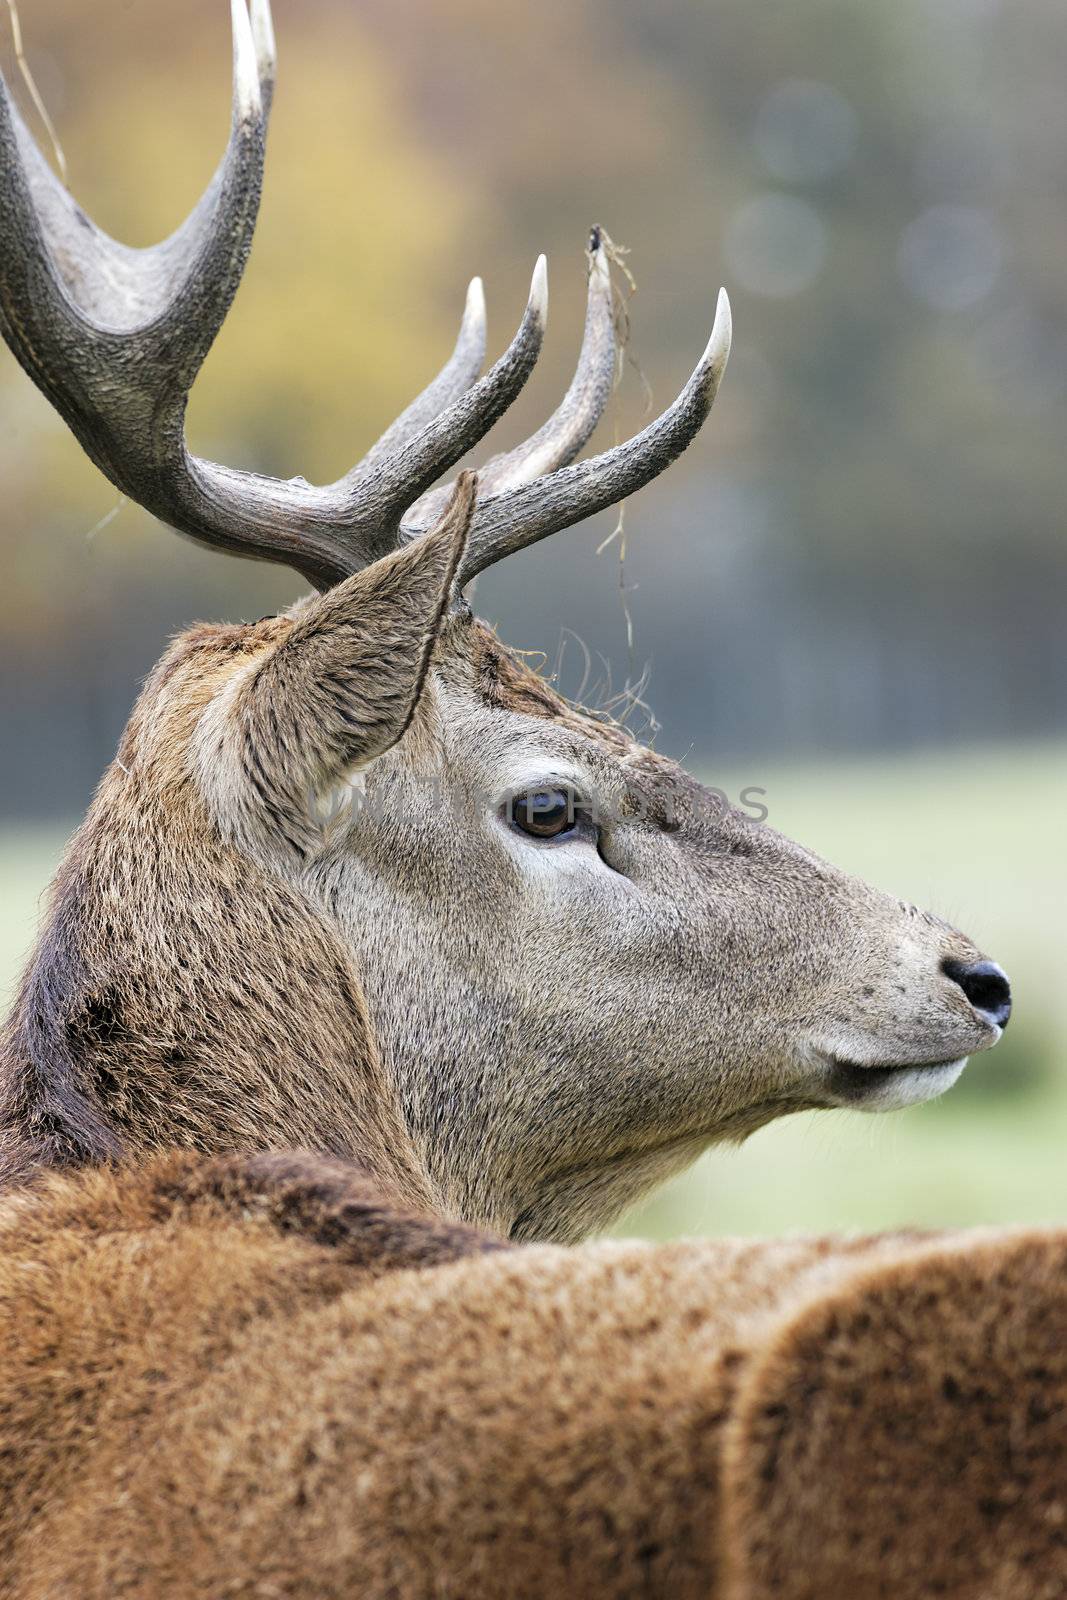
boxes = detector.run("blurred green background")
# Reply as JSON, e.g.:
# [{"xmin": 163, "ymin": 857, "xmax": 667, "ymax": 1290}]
[{"xmin": 1, "ymin": 0, "xmax": 1065, "ymax": 1235}]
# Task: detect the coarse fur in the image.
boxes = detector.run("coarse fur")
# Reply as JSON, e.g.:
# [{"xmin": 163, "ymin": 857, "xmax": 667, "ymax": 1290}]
[
  {"xmin": 0, "ymin": 6, "xmax": 1047, "ymax": 1595},
  {"xmin": 0, "ymin": 1, "xmax": 1006, "ymax": 1238},
  {"xmin": 0, "ymin": 493, "xmax": 1037, "ymax": 1596},
  {"xmin": 0, "ymin": 588, "xmax": 1004, "ymax": 1238},
  {"xmin": 0, "ymin": 1154, "xmax": 1062, "ymax": 1599}
]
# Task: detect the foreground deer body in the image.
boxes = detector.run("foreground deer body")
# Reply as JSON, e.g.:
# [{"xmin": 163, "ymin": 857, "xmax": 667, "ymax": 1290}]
[
  {"xmin": 0, "ymin": 7, "xmax": 1054, "ymax": 1599},
  {"xmin": 1, "ymin": 1154, "xmax": 1063, "ymax": 1599}
]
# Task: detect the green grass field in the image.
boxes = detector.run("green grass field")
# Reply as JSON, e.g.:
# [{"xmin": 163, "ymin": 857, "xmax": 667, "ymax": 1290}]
[{"xmin": 3, "ymin": 739, "xmax": 1065, "ymax": 1239}]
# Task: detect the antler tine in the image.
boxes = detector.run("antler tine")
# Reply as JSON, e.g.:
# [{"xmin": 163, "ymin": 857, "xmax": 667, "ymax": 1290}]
[
  {"xmin": 402, "ymin": 228, "xmax": 616, "ymax": 537},
  {"xmin": 356, "ymin": 278, "xmax": 487, "ymax": 476},
  {"xmin": 0, "ymin": 6, "xmax": 726, "ymax": 596},
  {"xmin": 250, "ymin": 0, "xmax": 277, "ymax": 111},
  {"xmin": 182, "ymin": 258, "xmax": 545, "ymax": 584},
  {"xmin": 339, "ymin": 260, "xmax": 545, "ymax": 540},
  {"xmin": 0, "ymin": 0, "xmax": 269, "ymax": 478},
  {"xmin": 153, "ymin": 0, "xmax": 267, "ymax": 391},
  {"xmin": 455, "ymin": 288, "xmax": 732, "ymax": 586},
  {"xmin": 0, "ymin": 3, "xmax": 550, "ymax": 590}
]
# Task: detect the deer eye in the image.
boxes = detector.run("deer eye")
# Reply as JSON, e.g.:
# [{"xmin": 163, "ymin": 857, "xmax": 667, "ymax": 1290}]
[{"xmin": 508, "ymin": 787, "xmax": 582, "ymax": 840}]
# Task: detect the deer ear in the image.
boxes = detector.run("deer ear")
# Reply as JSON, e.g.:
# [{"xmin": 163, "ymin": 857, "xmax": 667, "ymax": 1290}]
[{"xmin": 200, "ymin": 474, "xmax": 476, "ymax": 857}]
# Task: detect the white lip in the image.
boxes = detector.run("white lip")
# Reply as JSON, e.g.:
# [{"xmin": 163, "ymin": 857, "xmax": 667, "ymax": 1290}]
[{"xmin": 824, "ymin": 1055, "xmax": 970, "ymax": 1112}]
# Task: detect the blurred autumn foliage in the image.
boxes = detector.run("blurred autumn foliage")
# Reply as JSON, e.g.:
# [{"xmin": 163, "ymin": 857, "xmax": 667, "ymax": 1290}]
[{"xmin": 1, "ymin": 0, "xmax": 1065, "ymax": 814}]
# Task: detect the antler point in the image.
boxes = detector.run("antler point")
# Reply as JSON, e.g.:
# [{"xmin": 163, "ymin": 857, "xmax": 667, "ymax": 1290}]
[
  {"xmin": 464, "ymin": 275, "xmax": 486, "ymax": 327},
  {"xmin": 231, "ymin": 0, "xmax": 262, "ymax": 120},
  {"xmin": 704, "ymin": 287, "xmax": 732, "ymax": 377},
  {"xmin": 529, "ymin": 255, "xmax": 549, "ymax": 325},
  {"xmin": 250, "ymin": 0, "xmax": 277, "ymax": 80}
]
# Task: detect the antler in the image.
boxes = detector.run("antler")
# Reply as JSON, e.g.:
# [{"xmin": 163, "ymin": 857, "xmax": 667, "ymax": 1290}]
[
  {"xmin": 0, "ymin": 1, "xmax": 731, "ymax": 593},
  {"xmin": 434, "ymin": 282, "xmax": 732, "ymax": 587}
]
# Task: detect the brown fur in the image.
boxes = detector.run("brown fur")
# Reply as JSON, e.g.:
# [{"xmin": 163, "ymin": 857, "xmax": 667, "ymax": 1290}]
[
  {"xmin": 0, "ymin": 463, "xmax": 1039, "ymax": 1593},
  {"xmin": 0, "ymin": 596, "xmax": 1006, "ymax": 1238},
  {"xmin": 720, "ymin": 1231, "xmax": 1067, "ymax": 1599},
  {"xmin": 0, "ymin": 499, "xmax": 473, "ymax": 1205},
  {"xmin": 0, "ymin": 6, "xmax": 1045, "ymax": 1586},
  {"xmin": 0, "ymin": 1155, "xmax": 1061, "ymax": 1598}
]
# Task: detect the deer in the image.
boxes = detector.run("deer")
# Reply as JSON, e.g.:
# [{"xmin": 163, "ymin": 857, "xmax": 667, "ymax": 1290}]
[{"xmin": 0, "ymin": 7, "xmax": 1055, "ymax": 1600}]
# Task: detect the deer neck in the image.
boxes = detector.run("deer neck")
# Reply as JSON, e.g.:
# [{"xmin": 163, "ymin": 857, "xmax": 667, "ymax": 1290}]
[{"xmin": 0, "ymin": 785, "xmax": 433, "ymax": 1212}]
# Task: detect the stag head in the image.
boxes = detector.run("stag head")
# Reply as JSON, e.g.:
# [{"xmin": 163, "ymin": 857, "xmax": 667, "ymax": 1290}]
[{"xmin": 0, "ymin": 2, "xmax": 1010, "ymax": 1239}]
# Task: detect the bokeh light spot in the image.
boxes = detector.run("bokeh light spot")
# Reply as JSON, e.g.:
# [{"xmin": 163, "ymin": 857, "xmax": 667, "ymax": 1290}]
[
  {"xmin": 753, "ymin": 78, "xmax": 859, "ymax": 184},
  {"xmin": 724, "ymin": 193, "xmax": 827, "ymax": 299},
  {"xmin": 896, "ymin": 205, "xmax": 1003, "ymax": 311}
]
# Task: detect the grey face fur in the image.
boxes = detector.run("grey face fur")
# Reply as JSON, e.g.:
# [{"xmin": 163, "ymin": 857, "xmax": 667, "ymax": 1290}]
[
  {"xmin": 292, "ymin": 618, "xmax": 1005, "ymax": 1242},
  {"xmin": 1, "ymin": 576, "xmax": 1009, "ymax": 1237}
]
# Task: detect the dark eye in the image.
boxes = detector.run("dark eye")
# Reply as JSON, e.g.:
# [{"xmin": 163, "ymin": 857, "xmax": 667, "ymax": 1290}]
[{"xmin": 508, "ymin": 787, "xmax": 581, "ymax": 839}]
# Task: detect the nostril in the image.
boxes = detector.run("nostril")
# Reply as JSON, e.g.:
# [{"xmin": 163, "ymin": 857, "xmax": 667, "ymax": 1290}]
[{"xmin": 942, "ymin": 958, "xmax": 1012, "ymax": 1027}]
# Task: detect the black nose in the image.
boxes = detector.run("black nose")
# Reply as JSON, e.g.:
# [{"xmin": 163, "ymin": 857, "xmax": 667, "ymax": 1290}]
[{"xmin": 942, "ymin": 958, "xmax": 1012, "ymax": 1028}]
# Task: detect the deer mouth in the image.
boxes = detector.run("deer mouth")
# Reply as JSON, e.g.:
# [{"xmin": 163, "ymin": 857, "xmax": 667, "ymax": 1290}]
[{"xmin": 825, "ymin": 1055, "xmax": 969, "ymax": 1112}]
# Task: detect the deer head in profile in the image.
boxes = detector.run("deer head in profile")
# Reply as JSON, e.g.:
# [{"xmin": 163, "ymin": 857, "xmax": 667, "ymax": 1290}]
[{"xmin": 0, "ymin": 0, "xmax": 1010, "ymax": 1241}]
